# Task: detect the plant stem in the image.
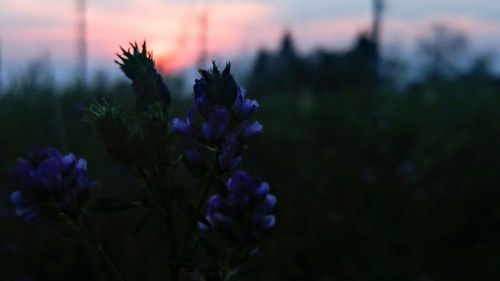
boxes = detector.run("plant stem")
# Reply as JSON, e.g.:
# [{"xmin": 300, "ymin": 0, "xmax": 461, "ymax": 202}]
[
  {"xmin": 94, "ymin": 243, "xmax": 126, "ymax": 281},
  {"xmin": 137, "ymin": 167, "xmax": 167, "ymax": 216},
  {"xmin": 184, "ymin": 152, "xmax": 219, "ymax": 242},
  {"xmin": 62, "ymin": 214, "xmax": 125, "ymax": 281},
  {"xmin": 80, "ymin": 218, "xmax": 125, "ymax": 281}
]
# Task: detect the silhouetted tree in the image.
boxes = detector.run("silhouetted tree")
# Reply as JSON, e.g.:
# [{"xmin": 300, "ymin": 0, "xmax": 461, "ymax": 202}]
[
  {"xmin": 247, "ymin": 31, "xmax": 305, "ymax": 96},
  {"xmin": 418, "ymin": 24, "xmax": 468, "ymax": 82},
  {"xmin": 248, "ymin": 49, "xmax": 271, "ymax": 96},
  {"xmin": 342, "ymin": 33, "xmax": 379, "ymax": 88},
  {"xmin": 274, "ymin": 31, "xmax": 304, "ymax": 95}
]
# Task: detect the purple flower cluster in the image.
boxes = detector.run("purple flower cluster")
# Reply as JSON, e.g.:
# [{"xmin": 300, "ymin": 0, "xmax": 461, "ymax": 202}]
[
  {"xmin": 173, "ymin": 63, "xmax": 263, "ymax": 171},
  {"xmin": 10, "ymin": 148, "xmax": 94, "ymax": 223},
  {"xmin": 199, "ymin": 171, "xmax": 276, "ymax": 242}
]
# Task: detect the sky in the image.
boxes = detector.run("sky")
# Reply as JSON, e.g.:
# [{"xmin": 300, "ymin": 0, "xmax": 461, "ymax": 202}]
[{"xmin": 1, "ymin": 0, "xmax": 500, "ymax": 84}]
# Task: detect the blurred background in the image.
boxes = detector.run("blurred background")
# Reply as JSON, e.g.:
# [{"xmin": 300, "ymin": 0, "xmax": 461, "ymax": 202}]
[{"xmin": 1, "ymin": 0, "xmax": 500, "ymax": 280}]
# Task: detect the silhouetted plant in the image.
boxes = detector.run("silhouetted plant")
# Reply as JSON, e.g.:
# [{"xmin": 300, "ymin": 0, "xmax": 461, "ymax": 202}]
[{"xmin": 8, "ymin": 42, "xmax": 275, "ymax": 281}]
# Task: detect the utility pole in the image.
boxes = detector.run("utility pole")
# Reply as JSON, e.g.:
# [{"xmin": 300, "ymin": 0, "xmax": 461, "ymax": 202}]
[
  {"xmin": 372, "ymin": 0, "xmax": 385, "ymax": 81},
  {"xmin": 372, "ymin": 0, "xmax": 385, "ymax": 48},
  {"xmin": 76, "ymin": 0, "xmax": 87, "ymax": 85},
  {"xmin": 0, "ymin": 37, "xmax": 3, "ymax": 92},
  {"xmin": 197, "ymin": 5, "xmax": 208, "ymax": 67}
]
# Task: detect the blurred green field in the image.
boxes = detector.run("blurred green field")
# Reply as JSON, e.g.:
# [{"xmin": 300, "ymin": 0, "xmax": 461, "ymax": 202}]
[{"xmin": 1, "ymin": 75, "xmax": 500, "ymax": 281}]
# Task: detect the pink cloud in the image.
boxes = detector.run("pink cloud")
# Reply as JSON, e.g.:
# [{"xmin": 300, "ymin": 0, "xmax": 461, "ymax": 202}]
[
  {"xmin": 2, "ymin": 1, "xmax": 74, "ymax": 21},
  {"xmin": 87, "ymin": 1, "xmax": 277, "ymax": 72},
  {"xmin": 2, "ymin": 0, "xmax": 500, "ymax": 79},
  {"xmin": 1, "ymin": 0, "xmax": 277, "ymax": 74}
]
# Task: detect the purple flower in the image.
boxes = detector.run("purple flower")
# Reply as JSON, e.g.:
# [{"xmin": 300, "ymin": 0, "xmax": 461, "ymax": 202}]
[
  {"xmin": 173, "ymin": 63, "xmax": 263, "ymax": 172},
  {"xmin": 199, "ymin": 171, "xmax": 276, "ymax": 243},
  {"xmin": 10, "ymin": 148, "xmax": 95, "ymax": 223},
  {"xmin": 172, "ymin": 118, "xmax": 193, "ymax": 137},
  {"xmin": 218, "ymin": 133, "xmax": 244, "ymax": 171},
  {"xmin": 194, "ymin": 82, "xmax": 211, "ymax": 118},
  {"xmin": 232, "ymin": 87, "xmax": 259, "ymax": 121},
  {"xmin": 240, "ymin": 121, "xmax": 264, "ymax": 143},
  {"xmin": 172, "ymin": 108, "xmax": 197, "ymax": 138},
  {"xmin": 202, "ymin": 107, "xmax": 230, "ymax": 144}
]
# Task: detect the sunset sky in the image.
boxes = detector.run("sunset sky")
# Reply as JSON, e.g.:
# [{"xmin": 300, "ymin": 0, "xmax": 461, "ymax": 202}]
[{"xmin": 1, "ymin": 0, "xmax": 500, "ymax": 84}]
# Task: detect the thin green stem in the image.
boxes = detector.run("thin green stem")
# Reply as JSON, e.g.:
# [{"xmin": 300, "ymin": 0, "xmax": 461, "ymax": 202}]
[
  {"xmin": 61, "ymin": 214, "xmax": 125, "ymax": 281},
  {"xmin": 80, "ymin": 217, "xmax": 125, "ymax": 281},
  {"xmin": 94, "ymin": 243, "xmax": 126, "ymax": 281}
]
